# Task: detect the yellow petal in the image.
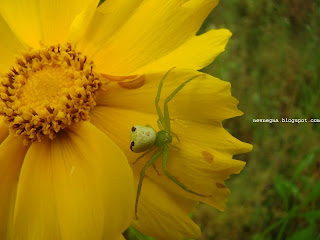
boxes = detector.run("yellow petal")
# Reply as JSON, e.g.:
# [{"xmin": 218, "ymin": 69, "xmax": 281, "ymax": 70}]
[
  {"xmin": 67, "ymin": 0, "xmax": 100, "ymax": 44},
  {"xmin": 0, "ymin": 0, "xmax": 99, "ymax": 47},
  {"xmin": 0, "ymin": 135, "xmax": 28, "ymax": 239},
  {"xmin": 10, "ymin": 122, "xmax": 134, "ymax": 240},
  {"xmin": 141, "ymin": 118, "xmax": 251, "ymax": 211},
  {"xmin": 91, "ymin": 68, "xmax": 251, "ymax": 238},
  {"xmin": 0, "ymin": 116, "xmax": 9, "ymax": 144},
  {"xmin": 90, "ymin": 107, "xmax": 155, "ymax": 163},
  {"xmin": 118, "ymin": 235, "xmax": 126, "ymax": 240},
  {"xmin": 91, "ymin": 0, "xmax": 219, "ymax": 75},
  {"xmin": 91, "ymin": 106, "xmax": 251, "ymax": 210},
  {"xmin": 136, "ymin": 29, "xmax": 232, "ymax": 74},
  {"xmin": 132, "ymin": 177, "xmax": 201, "ymax": 240},
  {"xmin": 0, "ymin": 14, "xmax": 26, "ymax": 73},
  {"xmin": 91, "ymin": 107, "xmax": 200, "ymax": 239},
  {"xmin": 78, "ymin": 0, "xmax": 143, "ymax": 54},
  {"xmin": 96, "ymin": 68, "xmax": 242, "ymax": 123},
  {"xmin": 91, "ymin": 69, "xmax": 251, "ymax": 202}
]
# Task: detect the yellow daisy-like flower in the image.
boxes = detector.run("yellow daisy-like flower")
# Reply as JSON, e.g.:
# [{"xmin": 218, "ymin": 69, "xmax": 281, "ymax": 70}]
[{"xmin": 0, "ymin": 0, "xmax": 252, "ymax": 240}]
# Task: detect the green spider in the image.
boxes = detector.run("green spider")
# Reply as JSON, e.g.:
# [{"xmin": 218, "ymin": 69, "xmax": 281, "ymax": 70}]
[{"xmin": 130, "ymin": 68, "xmax": 210, "ymax": 219}]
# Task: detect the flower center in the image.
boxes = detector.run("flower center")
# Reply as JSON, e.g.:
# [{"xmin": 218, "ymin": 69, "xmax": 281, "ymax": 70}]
[{"xmin": 0, "ymin": 43, "xmax": 101, "ymax": 144}]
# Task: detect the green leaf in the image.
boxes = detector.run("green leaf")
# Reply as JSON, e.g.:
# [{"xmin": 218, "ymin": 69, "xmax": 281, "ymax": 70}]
[
  {"xmin": 126, "ymin": 227, "xmax": 155, "ymax": 240},
  {"xmin": 261, "ymin": 219, "xmax": 284, "ymax": 236},
  {"xmin": 292, "ymin": 150, "xmax": 316, "ymax": 181},
  {"xmin": 288, "ymin": 225, "xmax": 316, "ymax": 240},
  {"xmin": 274, "ymin": 175, "xmax": 291, "ymax": 209},
  {"xmin": 303, "ymin": 181, "xmax": 320, "ymax": 206},
  {"xmin": 276, "ymin": 218, "xmax": 289, "ymax": 240},
  {"xmin": 298, "ymin": 210, "xmax": 320, "ymax": 222},
  {"xmin": 253, "ymin": 234, "xmax": 271, "ymax": 240}
]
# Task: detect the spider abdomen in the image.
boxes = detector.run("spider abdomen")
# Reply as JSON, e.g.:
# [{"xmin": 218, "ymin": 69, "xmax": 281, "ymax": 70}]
[{"xmin": 130, "ymin": 125, "xmax": 157, "ymax": 153}]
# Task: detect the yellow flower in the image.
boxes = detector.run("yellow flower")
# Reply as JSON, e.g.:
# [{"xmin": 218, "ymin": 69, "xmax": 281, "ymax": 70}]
[
  {"xmin": 0, "ymin": 1, "xmax": 252, "ymax": 240},
  {"xmin": 95, "ymin": 70, "xmax": 253, "ymax": 239}
]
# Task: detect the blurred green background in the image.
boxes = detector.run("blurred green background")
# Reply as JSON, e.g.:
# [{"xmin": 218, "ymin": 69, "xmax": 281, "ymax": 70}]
[
  {"xmin": 97, "ymin": 0, "xmax": 320, "ymax": 239},
  {"xmin": 195, "ymin": 1, "xmax": 320, "ymax": 239}
]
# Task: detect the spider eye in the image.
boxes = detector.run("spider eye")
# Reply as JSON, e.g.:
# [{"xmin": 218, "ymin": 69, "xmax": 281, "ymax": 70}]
[
  {"xmin": 130, "ymin": 141, "xmax": 135, "ymax": 151},
  {"xmin": 131, "ymin": 126, "xmax": 136, "ymax": 132}
]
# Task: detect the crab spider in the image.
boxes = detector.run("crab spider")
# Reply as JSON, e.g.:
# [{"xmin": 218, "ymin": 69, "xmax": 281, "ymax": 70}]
[{"xmin": 130, "ymin": 68, "xmax": 210, "ymax": 219}]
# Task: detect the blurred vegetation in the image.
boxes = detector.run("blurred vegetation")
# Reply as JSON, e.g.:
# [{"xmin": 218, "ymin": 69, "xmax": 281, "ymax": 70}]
[
  {"xmin": 196, "ymin": 0, "xmax": 320, "ymax": 239},
  {"xmin": 110, "ymin": 0, "xmax": 320, "ymax": 239}
]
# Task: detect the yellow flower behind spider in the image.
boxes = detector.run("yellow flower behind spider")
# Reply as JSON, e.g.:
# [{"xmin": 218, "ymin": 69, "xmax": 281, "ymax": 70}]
[{"xmin": 0, "ymin": 0, "xmax": 252, "ymax": 240}]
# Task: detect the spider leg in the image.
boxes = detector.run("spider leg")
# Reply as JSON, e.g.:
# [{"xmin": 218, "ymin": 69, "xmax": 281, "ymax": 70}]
[
  {"xmin": 152, "ymin": 163, "xmax": 160, "ymax": 176},
  {"xmin": 157, "ymin": 119, "xmax": 164, "ymax": 130},
  {"xmin": 169, "ymin": 143, "xmax": 180, "ymax": 150},
  {"xmin": 133, "ymin": 147, "xmax": 155, "ymax": 164},
  {"xmin": 163, "ymin": 74, "xmax": 204, "ymax": 132},
  {"xmin": 162, "ymin": 145, "xmax": 211, "ymax": 197},
  {"xmin": 155, "ymin": 68, "xmax": 175, "ymax": 130},
  {"xmin": 135, "ymin": 149, "xmax": 163, "ymax": 219},
  {"xmin": 171, "ymin": 131, "xmax": 180, "ymax": 142}
]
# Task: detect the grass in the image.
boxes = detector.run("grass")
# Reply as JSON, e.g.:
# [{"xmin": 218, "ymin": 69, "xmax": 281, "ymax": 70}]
[{"xmin": 194, "ymin": 0, "xmax": 320, "ymax": 239}]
